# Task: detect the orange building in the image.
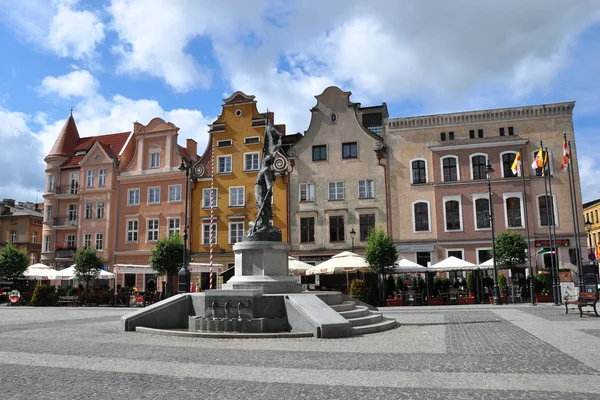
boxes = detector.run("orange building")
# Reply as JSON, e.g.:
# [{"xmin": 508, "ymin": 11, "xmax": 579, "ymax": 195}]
[{"xmin": 0, "ymin": 199, "xmax": 43, "ymax": 265}]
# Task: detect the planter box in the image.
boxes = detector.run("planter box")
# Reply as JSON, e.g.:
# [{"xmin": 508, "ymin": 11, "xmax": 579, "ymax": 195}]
[
  {"xmin": 489, "ymin": 296, "xmax": 508, "ymax": 304},
  {"xmin": 386, "ymin": 299, "xmax": 404, "ymax": 307},
  {"xmin": 458, "ymin": 297, "xmax": 475, "ymax": 305},
  {"xmin": 427, "ymin": 297, "xmax": 444, "ymax": 305},
  {"xmin": 558, "ymin": 271, "xmax": 572, "ymax": 282},
  {"xmin": 535, "ymin": 294, "xmax": 554, "ymax": 303}
]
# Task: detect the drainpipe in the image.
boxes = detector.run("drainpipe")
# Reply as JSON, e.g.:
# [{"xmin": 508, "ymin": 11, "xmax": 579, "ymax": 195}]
[{"xmin": 113, "ymin": 160, "xmax": 121, "ymax": 275}]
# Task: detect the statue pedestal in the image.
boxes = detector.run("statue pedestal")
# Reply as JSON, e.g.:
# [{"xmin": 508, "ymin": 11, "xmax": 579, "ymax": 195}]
[{"xmin": 221, "ymin": 241, "xmax": 301, "ymax": 294}]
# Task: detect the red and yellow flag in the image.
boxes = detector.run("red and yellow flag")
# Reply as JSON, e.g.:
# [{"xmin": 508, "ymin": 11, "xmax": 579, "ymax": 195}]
[
  {"xmin": 531, "ymin": 147, "xmax": 544, "ymax": 170},
  {"xmin": 511, "ymin": 151, "xmax": 521, "ymax": 176},
  {"xmin": 560, "ymin": 137, "xmax": 570, "ymax": 171}
]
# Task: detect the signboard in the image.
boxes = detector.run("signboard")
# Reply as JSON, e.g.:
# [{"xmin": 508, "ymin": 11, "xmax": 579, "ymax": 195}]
[
  {"xmin": 534, "ymin": 239, "xmax": 570, "ymax": 247},
  {"xmin": 101, "ymin": 265, "xmax": 110, "ymax": 271},
  {"xmin": 299, "ymin": 255, "xmax": 332, "ymax": 262},
  {"xmin": 398, "ymin": 244, "xmax": 435, "ymax": 253}
]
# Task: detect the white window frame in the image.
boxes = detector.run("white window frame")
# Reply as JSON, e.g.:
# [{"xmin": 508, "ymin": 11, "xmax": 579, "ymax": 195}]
[
  {"xmin": 86, "ymin": 170, "xmax": 94, "ymax": 187},
  {"xmin": 229, "ymin": 221, "xmax": 244, "ymax": 244},
  {"xmin": 45, "ymin": 205, "xmax": 53, "ymax": 222},
  {"xmin": 443, "ymin": 195, "xmax": 463, "ymax": 232},
  {"xmin": 150, "ymin": 150, "xmax": 160, "ymax": 169},
  {"xmin": 244, "ymin": 136, "xmax": 260, "ymax": 145},
  {"xmin": 202, "ymin": 223, "xmax": 217, "ymax": 245},
  {"xmin": 95, "ymin": 233, "xmax": 103, "ymax": 251},
  {"xmin": 98, "ymin": 169, "xmax": 107, "ymax": 186},
  {"xmin": 202, "ymin": 188, "xmax": 218, "ymax": 209},
  {"xmin": 47, "ymin": 175, "xmax": 55, "ymax": 191},
  {"xmin": 411, "ymin": 200, "xmax": 431, "ymax": 233},
  {"xmin": 531, "ymin": 149, "xmax": 554, "ymax": 175},
  {"xmin": 472, "ymin": 193, "xmax": 491, "ymax": 231},
  {"xmin": 476, "ymin": 247, "xmax": 492, "ymax": 265},
  {"xmin": 499, "ymin": 151, "xmax": 518, "ymax": 178},
  {"xmin": 10, "ymin": 231, "xmax": 16, "ymax": 243},
  {"xmin": 68, "ymin": 204, "xmax": 77, "ymax": 222},
  {"xmin": 358, "ymin": 179, "xmax": 375, "ymax": 199},
  {"xmin": 128, "ymin": 188, "xmax": 140, "ymax": 206},
  {"xmin": 536, "ymin": 194, "xmax": 559, "ymax": 228},
  {"xmin": 440, "ymin": 155, "xmax": 460, "ymax": 182},
  {"xmin": 126, "ymin": 219, "xmax": 139, "ymax": 243},
  {"xmin": 229, "ymin": 186, "xmax": 245, "ymax": 207},
  {"xmin": 328, "ymin": 181, "xmax": 344, "ymax": 201},
  {"xmin": 244, "ymin": 152, "xmax": 260, "ymax": 171},
  {"xmin": 217, "ymin": 155, "xmax": 232, "ymax": 174},
  {"xmin": 44, "ymin": 235, "xmax": 51, "ymax": 252},
  {"xmin": 502, "ymin": 192, "xmax": 524, "ymax": 229},
  {"xmin": 148, "ymin": 187, "xmax": 160, "ymax": 205},
  {"xmin": 147, "ymin": 218, "xmax": 159, "ymax": 242},
  {"xmin": 299, "ymin": 183, "xmax": 315, "ymax": 202},
  {"xmin": 168, "ymin": 218, "xmax": 181, "ymax": 236},
  {"xmin": 96, "ymin": 201, "xmax": 104, "ymax": 219},
  {"xmin": 410, "ymin": 158, "xmax": 428, "ymax": 184},
  {"xmin": 168, "ymin": 184, "xmax": 182, "ymax": 203},
  {"xmin": 445, "ymin": 248, "xmax": 465, "ymax": 260},
  {"xmin": 469, "ymin": 153, "xmax": 488, "ymax": 180},
  {"xmin": 66, "ymin": 234, "xmax": 76, "ymax": 247},
  {"xmin": 84, "ymin": 202, "xmax": 93, "ymax": 219},
  {"xmin": 32, "ymin": 231, "xmax": 37, "ymax": 243},
  {"xmin": 217, "ymin": 139, "xmax": 232, "ymax": 148},
  {"xmin": 83, "ymin": 233, "xmax": 91, "ymax": 249}
]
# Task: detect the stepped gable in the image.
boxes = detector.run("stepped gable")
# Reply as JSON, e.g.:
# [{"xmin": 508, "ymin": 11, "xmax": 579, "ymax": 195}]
[
  {"xmin": 47, "ymin": 114, "xmax": 80, "ymax": 157},
  {"xmin": 61, "ymin": 131, "xmax": 130, "ymax": 167}
]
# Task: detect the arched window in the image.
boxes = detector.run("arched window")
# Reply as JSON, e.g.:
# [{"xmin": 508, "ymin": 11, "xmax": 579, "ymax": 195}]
[
  {"xmin": 501, "ymin": 152, "xmax": 517, "ymax": 178},
  {"xmin": 441, "ymin": 156, "xmax": 458, "ymax": 182},
  {"xmin": 505, "ymin": 197, "xmax": 522, "ymax": 227},
  {"xmin": 413, "ymin": 202, "xmax": 430, "ymax": 232},
  {"xmin": 475, "ymin": 198, "xmax": 490, "ymax": 229},
  {"xmin": 471, "ymin": 154, "xmax": 487, "ymax": 180},
  {"xmin": 411, "ymin": 159, "xmax": 427, "ymax": 184}
]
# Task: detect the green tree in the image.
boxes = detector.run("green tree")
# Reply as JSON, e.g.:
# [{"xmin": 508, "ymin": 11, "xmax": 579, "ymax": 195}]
[
  {"xmin": 0, "ymin": 243, "xmax": 29, "ymax": 283},
  {"xmin": 364, "ymin": 226, "xmax": 398, "ymax": 305},
  {"xmin": 73, "ymin": 247, "xmax": 103, "ymax": 290},
  {"xmin": 494, "ymin": 232, "xmax": 527, "ymax": 269},
  {"xmin": 150, "ymin": 234, "xmax": 185, "ymax": 294}
]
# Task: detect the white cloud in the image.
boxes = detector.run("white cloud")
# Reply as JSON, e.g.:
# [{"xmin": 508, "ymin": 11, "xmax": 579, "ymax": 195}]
[{"xmin": 39, "ymin": 70, "xmax": 99, "ymax": 98}]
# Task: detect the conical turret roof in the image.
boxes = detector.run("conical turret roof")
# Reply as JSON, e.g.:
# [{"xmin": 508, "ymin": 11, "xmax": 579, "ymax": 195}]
[{"xmin": 47, "ymin": 114, "xmax": 80, "ymax": 157}]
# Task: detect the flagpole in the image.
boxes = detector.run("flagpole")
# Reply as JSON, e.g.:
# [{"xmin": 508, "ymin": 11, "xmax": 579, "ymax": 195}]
[
  {"xmin": 567, "ymin": 138, "xmax": 584, "ymax": 291},
  {"xmin": 545, "ymin": 145, "xmax": 562, "ymax": 305},
  {"xmin": 540, "ymin": 142, "xmax": 559, "ymax": 305},
  {"xmin": 519, "ymin": 147, "xmax": 536, "ymax": 306}
]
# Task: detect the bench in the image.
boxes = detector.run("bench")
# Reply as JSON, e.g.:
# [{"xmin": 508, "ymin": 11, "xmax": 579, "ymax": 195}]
[
  {"xmin": 57, "ymin": 296, "xmax": 78, "ymax": 307},
  {"xmin": 565, "ymin": 290, "xmax": 599, "ymax": 317}
]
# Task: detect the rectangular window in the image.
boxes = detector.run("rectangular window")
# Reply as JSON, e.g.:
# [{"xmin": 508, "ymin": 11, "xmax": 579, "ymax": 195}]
[
  {"xmin": 44, "ymin": 235, "xmax": 51, "ymax": 252},
  {"xmin": 229, "ymin": 187, "xmax": 245, "ymax": 207},
  {"xmin": 66, "ymin": 234, "xmax": 75, "ymax": 247},
  {"xmin": 95, "ymin": 233, "xmax": 103, "ymax": 251},
  {"xmin": 508, "ymin": 126, "xmax": 514, "ymax": 136},
  {"xmin": 440, "ymin": 132, "xmax": 446, "ymax": 141},
  {"xmin": 506, "ymin": 197, "xmax": 522, "ymax": 227},
  {"xmin": 98, "ymin": 169, "xmax": 106, "ymax": 186},
  {"xmin": 47, "ymin": 175, "xmax": 55, "ymax": 191},
  {"xmin": 147, "ymin": 219, "xmax": 159, "ymax": 241},
  {"xmin": 358, "ymin": 180, "xmax": 374, "ymax": 199},
  {"xmin": 448, "ymin": 132, "xmax": 455, "ymax": 140},
  {"xmin": 329, "ymin": 216, "xmax": 345, "ymax": 242},
  {"xmin": 445, "ymin": 200, "xmax": 461, "ymax": 231},
  {"xmin": 499, "ymin": 127, "xmax": 505, "ymax": 136},
  {"xmin": 45, "ymin": 205, "xmax": 53, "ymax": 222},
  {"xmin": 244, "ymin": 153, "xmax": 260, "ymax": 171},
  {"xmin": 128, "ymin": 188, "xmax": 140, "ymax": 205},
  {"xmin": 414, "ymin": 202, "xmax": 429, "ymax": 232},
  {"xmin": 443, "ymin": 158, "xmax": 458, "ymax": 182},
  {"xmin": 202, "ymin": 188, "xmax": 218, "ymax": 208},
  {"xmin": 68, "ymin": 204, "xmax": 77, "ymax": 222},
  {"xmin": 202, "ymin": 223, "xmax": 217, "ymax": 245},
  {"xmin": 244, "ymin": 137, "xmax": 260, "ymax": 144},
  {"xmin": 472, "ymin": 155, "xmax": 487, "ymax": 180},
  {"xmin": 150, "ymin": 152, "xmax": 160, "ymax": 168},
  {"xmin": 478, "ymin": 249, "xmax": 492, "ymax": 265},
  {"xmin": 217, "ymin": 139, "xmax": 232, "ymax": 147},
  {"xmin": 86, "ymin": 170, "xmax": 94, "ymax": 187},
  {"xmin": 217, "ymin": 155, "xmax": 232, "ymax": 173},
  {"xmin": 127, "ymin": 220, "xmax": 138, "ymax": 242},
  {"xmin": 412, "ymin": 160, "xmax": 427, "ymax": 184},
  {"xmin": 475, "ymin": 198, "xmax": 490, "ymax": 229},
  {"xmin": 229, "ymin": 222, "xmax": 244, "ymax": 244},
  {"xmin": 359, "ymin": 214, "xmax": 375, "ymax": 241},
  {"xmin": 168, "ymin": 218, "xmax": 180, "ymax": 236},
  {"xmin": 83, "ymin": 233, "xmax": 91, "ymax": 249},
  {"xmin": 312, "ymin": 145, "xmax": 327, "ymax": 161},
  {"xmin": 539, "ymin": 196, "xmax": 556, "ymax": 226},
  {"xmin": 32, "ymin": 232, "xmax": 37, "ymax": 243},
  {"xmin": 502, "ymin": 153, "xmax": 516, "ymax": 178},
  {"xmin": 448, "ymin": 250, "xmax": 464, "ymax": 259},
  {"xmin": 148, "ymin": 187, "xmax": 160, "ymax": 204},
  {"xmin": 85, "ymin": 202, "xmax": 93, "ymax": 219},
  {"xmin": 477, "ymin": 129, "xmax": 484, "ymax": 138},
  {"xmin": 328, "ymin": 181, "xmax": 344, "ymax": 200},
  {"xmin": 469, "ymin": 130, "xmax": 475, "ymax": 139},
  {"xmin": 342, "ymin": 142, "xmax": 358, "ymax": 159},
  {"xmin": 299, "ymin": 183, "xmax": 315, "ymax": 202},
  {"xmin": 300, "ymin": 217, "xmax": 315, "ymax": 243},
  {"xmin": 96, "ymin": 202, "xmax": 104, "ymax": 219},
  {"xmin": 169, "ymin": 185, "xmax": 182, "ymax": 202}
]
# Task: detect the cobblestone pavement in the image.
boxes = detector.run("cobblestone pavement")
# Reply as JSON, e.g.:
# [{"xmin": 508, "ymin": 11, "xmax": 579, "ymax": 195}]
[{"xmin": 1, "ymin": 304, "xmax": 600, "ymax": 399}]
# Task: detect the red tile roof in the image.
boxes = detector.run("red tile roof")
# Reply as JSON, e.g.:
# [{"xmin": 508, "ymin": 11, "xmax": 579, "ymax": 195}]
[
  {"xmin": 61, "ymin": 131, "xmax": 130, "ymax": 167},
  {"xmin": 47, "ymin": 115, "xmax": 80, "ymax": 157}
]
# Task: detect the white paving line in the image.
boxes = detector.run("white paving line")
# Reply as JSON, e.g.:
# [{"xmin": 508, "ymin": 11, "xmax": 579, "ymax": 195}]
[{"xmin": 0, "ymin": 351, "xmax": 597, "ymax": 393}]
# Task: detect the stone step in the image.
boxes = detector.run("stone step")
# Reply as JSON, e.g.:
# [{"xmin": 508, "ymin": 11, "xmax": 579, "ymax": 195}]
[
  {"xmin": 351, "ymin": 317, "xmax": 398, "ymax": 336},
  {"xmin": 347, "ymin": 311, "xmax": 383, "ymax": 327},
  {"xmin": 329, "ymin": 300, "xmax": 357, "ymax": 312},
  {"xmin": 338, "ymin": 306, "xmax": 369, "ymax": 319}
]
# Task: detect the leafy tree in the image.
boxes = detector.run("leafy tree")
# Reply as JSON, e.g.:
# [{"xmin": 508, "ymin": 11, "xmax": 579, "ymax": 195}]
[
  {"xmin": 150, "ymin": 234, "xmax": 186, "ymax": 294},
  {"xmin": 73, "ymin": 247, "xmax": 103, "ymax": 290},
  {"xmin": 349, "ymin": 279, "xmax": 369, "ymax": 302},
  {"xmin": 494, "ymin": 232, "xmax": 527, "ymax": 269},
  {"xmin": 364, "ymin": 226, "xmax": 398, "ymax": 305},
  {"xmin": 0, "ymin": 243, "xmax": 29, "ymax": 283}
]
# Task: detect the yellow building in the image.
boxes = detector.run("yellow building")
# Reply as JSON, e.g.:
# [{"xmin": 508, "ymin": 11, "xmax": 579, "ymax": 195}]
[
  {"xmin": 190, "ymin": 91, "xmax": 295, "ymax": 287},
  {"xmin": 583, "ymin": 198, "xmax": 600, "ymax": 256}
]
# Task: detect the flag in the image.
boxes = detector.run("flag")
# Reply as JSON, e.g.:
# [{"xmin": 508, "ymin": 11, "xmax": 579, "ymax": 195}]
[
  {"xmin": 596, "ymin": 245, "xmax": 600, "ymax": 261},
  {"xmin": 511, "ymin": 151, "xmax": 521, "ymax": 176},
  {"xmin": 541, "ymin": 150, "xmax": 549, "ymax": 176},
  {"xmin": 560, "ymin": 137, "xmax": 570, "ymax": 171},
  {"xmin": 532, "ymin": 148, "xmax": 544, "ymax": 170}
]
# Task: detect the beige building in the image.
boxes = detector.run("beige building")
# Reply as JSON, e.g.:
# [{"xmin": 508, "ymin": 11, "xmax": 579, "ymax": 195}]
[
  {"xmin": 288, "ymin": 86, "xmax": 388, "ymax": 263},
  {"xmin": 385, "ymin": 101, "xmax": 584, "ymax": 271},
  {"xmin": 0, "ymin": 199, "xmax": 43, "ymax": 265}
]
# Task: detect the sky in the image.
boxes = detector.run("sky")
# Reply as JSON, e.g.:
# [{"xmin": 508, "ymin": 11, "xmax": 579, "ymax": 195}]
[{"xmin": 1, "ymin": 0, "xmax": 600, "ymax": 204}]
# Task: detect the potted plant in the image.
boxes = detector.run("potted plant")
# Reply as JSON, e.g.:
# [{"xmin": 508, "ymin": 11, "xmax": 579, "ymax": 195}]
[
  {"xmin": 534, "ymin": 273, "xmax": 553, "ymax": 302},
  {"xmin": 386, "ymin": 295, "xmax": 404, "ymax": 307},
  {"xmin": 466, "ymin": 272, "xmax": 474, "ymax": 298}
]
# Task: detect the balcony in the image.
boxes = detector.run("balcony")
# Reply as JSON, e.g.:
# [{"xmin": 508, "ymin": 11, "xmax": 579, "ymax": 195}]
[
  {"xmin": 56, "ymin": 184, "xmax": 79, "ymax": 196},
  {"xmin": 55, "ymin": 248, "xmax": 76, "ymax": 260},
  {"xmin": 53, "ymin": 217, "xmax": 78, "ymax": 228}
]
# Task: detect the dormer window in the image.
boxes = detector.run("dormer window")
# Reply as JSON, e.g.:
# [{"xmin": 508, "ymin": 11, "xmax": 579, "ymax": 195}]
[
  {"xmin": 150, "ymin": 152, "xmax": 160, "ymax": 169},
  {"xmin": 75, "ymin": 151, "xmax": 86, "ymax": 156}
]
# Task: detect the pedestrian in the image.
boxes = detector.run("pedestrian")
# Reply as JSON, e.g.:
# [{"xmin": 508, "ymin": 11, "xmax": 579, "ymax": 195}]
[{"xmin": 190, "ymin": 282, "xmax": 196, "ymax": 292}]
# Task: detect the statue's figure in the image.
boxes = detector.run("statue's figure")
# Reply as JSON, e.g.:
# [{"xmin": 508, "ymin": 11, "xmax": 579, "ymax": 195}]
[{"xmin": 252, "ymin": 154, "xmax": 276, "ymax": 233}]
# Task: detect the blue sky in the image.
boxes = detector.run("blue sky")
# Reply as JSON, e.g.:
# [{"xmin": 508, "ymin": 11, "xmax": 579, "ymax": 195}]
[{"xmin": 1, "ymin": 0, "xmax": 600, "ymax": 203}]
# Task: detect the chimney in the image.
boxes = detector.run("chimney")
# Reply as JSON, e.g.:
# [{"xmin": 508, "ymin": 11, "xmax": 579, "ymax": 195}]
[
  {"xmin": 275, "ymin": 124, "xmax": 286, "ymax": 135},
  {"xmin": 186, "ymin": 139, "xmax": 197, "ymax": 159},
  {"xmin": 3, "ymin": 199, "xmax": 15, "ymax": 207}
]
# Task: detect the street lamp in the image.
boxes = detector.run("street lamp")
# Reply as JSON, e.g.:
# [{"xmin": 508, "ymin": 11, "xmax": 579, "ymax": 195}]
[
  {"xmin": 585, "ymin": 217, "xmax": 594, "ymax": 260},
  {"xmin": 177, "ymin": 158, "xmax": 192, "ymax": 294},
  {"xmin": 486, "ymin": 162, "xmax": 502, "ymax": 305},
  {"xmin": 350, "ymin": 228, "xmax": 356, "ymax": 252}
]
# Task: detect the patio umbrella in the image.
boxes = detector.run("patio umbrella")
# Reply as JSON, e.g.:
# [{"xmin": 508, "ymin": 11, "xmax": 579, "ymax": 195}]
[
  {"xmin": 392, "ymin": 258, "xmax": 428, "ymax": 273},
  {"xmin": 305, "ymin": 251, "xmax": 371, "ymax": 287},
  {"xmin": 288, "ymin": 256, "xmax": 313, "ymax": 276},
  {"xmin": 23, "ymin": 263, "xmax": 58, "ymax": 280},
  {"xmin": 428, "ymin": 256, "xmax": 478, "ymax": 272},
  {"xmin": 55, "ymin": 265, "xmax": 115, "ymax": 280}
]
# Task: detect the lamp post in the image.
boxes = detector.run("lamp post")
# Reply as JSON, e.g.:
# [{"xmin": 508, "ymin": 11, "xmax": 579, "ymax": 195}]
[
  {"xmin": 350, "ymin": 228, "xmax": 356, "ymax": 252},
  {"xmin": 486, "ymin": 162, "xmax": 502, "ymax": 305},
  {"xmin": 177, "ymin": 158, "xmax": 191, "ymax": 294},
  {"xmin": 585, "ymin": 217, "xmax": 593, "ymax": 261}
]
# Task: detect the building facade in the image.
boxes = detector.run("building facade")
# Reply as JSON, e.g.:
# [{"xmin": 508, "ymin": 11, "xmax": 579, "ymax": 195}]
[
  {"xmin": 190, "ymin": 92, "xmax": 293, "ymax": 283},
  {"xmin": 386, "ymin": 101, "xmax": 585, "ymax": 271},
  {"xmin": 582, "ymin": 199, "xmax": 600, "ymax": 257},
  {"xmin": 0, "ymin": 199, "xmax": 43, "ymax": 264},
  {"xmin": 288, "ymin": 86, "xmax": 388, "ymax": 264}
]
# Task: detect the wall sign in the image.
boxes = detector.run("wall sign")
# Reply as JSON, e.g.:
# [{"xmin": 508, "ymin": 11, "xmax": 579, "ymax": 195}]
[
  {"xmin": 299, "ymin": 255, "xmax": 332, "ymax": 262},
  {"xmin": 534, "ymin": 239, "xmax": 570, "ymax": 247},
  {"xmin": 398, "ymin": 244, "xmax": 435, "ymax": 253}
]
